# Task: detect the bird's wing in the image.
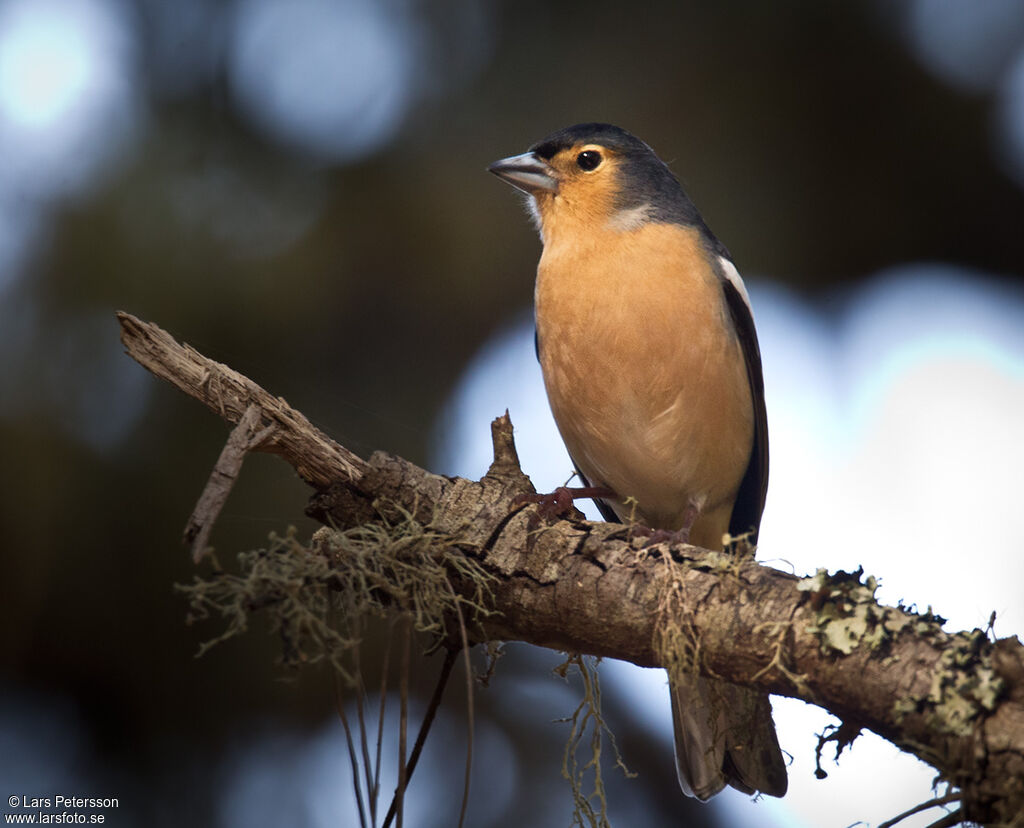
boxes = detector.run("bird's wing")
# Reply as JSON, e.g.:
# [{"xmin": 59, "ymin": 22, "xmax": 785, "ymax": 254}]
[{"xmin": 717, "ymin": 258, "xmax": 769, "ymax": 543}]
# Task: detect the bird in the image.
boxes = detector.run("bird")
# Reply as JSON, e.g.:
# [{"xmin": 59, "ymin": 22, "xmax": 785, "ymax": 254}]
[{"xmin": 487, "ymin": 123, "xmax": 787, "ymax": 801}]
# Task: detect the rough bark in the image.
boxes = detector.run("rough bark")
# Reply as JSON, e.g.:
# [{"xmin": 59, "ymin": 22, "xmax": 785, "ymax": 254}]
[{"xmin": 118, "ymin": 311, "xmax": 1024, "ymax": 826}]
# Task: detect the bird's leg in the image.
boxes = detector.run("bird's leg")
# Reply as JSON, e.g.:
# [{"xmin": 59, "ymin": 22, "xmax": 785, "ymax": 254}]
[{"xmin": 513, "ymin": 486, "xmax": 616, "ymax": 520}]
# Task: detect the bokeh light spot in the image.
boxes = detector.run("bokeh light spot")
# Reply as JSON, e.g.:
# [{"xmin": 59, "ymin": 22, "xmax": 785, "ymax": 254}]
[
  {"xmin": 228, "ymin": 0, "xmax": 421, "ymax": 163},
  {"xmin": 0, "ymin": 14, "xmax": 90, "ymax": 129},
  {"xmin": 0, "ymin": 0, "xmax": 139, "ymax": 205},
  {"xmin": 903, "ymin": 0, "xmax": 1024, "ymax": 92}
]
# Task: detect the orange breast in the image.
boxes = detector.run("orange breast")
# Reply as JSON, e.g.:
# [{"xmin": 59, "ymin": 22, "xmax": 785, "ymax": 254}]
[{"xmin": 535, "ymin": 223, "xmax": 753, "ymax": 548}]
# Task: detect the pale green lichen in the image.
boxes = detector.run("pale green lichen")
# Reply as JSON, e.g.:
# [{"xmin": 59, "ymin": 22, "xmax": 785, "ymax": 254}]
[
  {"xmin": 911, "ymin": 630, "xmax": 1006, "ymax": 737},
  {"xmin": 796, "ymin": 569, "xmax": 1005, "ymax": 736},
  {"xmin": 796, "ymin": 570, "xmax": 954, "ymax": 658},
  {"xmin": 798, "ymin": 567, "xmax": 891, "ymax": 655}
]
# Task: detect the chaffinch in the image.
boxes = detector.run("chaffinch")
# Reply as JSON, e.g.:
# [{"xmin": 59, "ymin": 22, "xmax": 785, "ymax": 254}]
[{"xmin": 488, "ymin": 122, "xmax": 787, "ymax": 801}]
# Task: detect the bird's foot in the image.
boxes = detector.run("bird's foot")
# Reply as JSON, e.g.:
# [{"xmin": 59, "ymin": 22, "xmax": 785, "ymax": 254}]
[
  {"xmin": 513, "ymin": 486, "xmax": 615, "ymax": 520},
  {"xmin": 629, "ymin": 496, "xmax": 703, "ymax": 548}
]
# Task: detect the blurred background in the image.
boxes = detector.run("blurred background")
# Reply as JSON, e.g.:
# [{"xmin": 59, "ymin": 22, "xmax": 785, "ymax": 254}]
[{"xmin": 2, "ymin": 0, "xmax": 1024, "ymax": 825}]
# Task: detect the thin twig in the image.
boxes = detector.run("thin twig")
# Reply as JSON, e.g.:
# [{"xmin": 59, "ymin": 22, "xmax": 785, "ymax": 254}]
[
  {"xmin": 878, "ymin": 793, "xmax": 961, "ymax": 828},
  {"xmin": 333, "ymin": 674, "xmax": 369, "ymax": 828},
  {"xmin": 370, "ymin": 622, "xmax": 394, "ymax": 826},
  {"xmin": 184, "ymin": 403, "xmax": 273, "ymax": 562},
  {"xmin": 452, "ymin": 591, "xmax": 474, "ymax": 828},
  {"xmin": 924, "ymin": 813, "xmax": 964, "ymax": 828},
  {"xmin": 396, "ymin": 615, "xmax": 412, "ymax": 828},
  {"xmin": 351, "ymin": 617, "xmax": 376, "ymax": 823},
  {"xmin": 381, "ymin": 648, "xmax": 458, "ymax": 828}
]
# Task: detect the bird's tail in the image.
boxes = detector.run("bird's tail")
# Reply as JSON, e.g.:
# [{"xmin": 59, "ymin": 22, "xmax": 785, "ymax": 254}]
[{"xmin": 670, "ymin": 674, "xmax": 788, "ymax": 801}]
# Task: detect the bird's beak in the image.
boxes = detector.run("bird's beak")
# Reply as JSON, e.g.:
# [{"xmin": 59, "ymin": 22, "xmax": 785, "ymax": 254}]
[{"xmin": 487, "ymin": 152, "xmax": 558, "ymax": 195}]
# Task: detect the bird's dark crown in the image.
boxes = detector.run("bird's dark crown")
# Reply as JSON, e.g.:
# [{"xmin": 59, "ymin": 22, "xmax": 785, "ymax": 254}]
[{"xmin": 529, "ymin": 123, "xmax": 650, "ymax": 160}]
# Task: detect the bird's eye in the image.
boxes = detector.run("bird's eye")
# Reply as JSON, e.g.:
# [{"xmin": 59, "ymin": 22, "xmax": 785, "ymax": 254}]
[{"xmin": 576, "ymin": 150, "xmax": 602, "ymax": 171}]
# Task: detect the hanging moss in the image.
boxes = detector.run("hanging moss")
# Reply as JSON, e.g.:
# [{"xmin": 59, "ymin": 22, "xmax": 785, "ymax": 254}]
[
  {"xmin": 177, "ymin": 506, "xmax": 497, "ymax": 684},
  {"xmin": 555, "ymin": 653, "xmax": 635, "ymax": 828}
]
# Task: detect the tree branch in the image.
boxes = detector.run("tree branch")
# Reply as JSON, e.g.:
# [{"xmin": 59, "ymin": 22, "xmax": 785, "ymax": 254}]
[
  {"xmin": 117, "ymin": 311, "xmax": 1024, "ymax": 825},
  {"xmin": 116, "ymin": 312, "xmax": 367, "ymax": 485}
]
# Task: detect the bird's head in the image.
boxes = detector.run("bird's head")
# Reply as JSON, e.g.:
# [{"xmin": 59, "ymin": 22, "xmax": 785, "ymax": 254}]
[{"xmin": 488, "ymin": 123, "xmax": 697, "ymax": 242}]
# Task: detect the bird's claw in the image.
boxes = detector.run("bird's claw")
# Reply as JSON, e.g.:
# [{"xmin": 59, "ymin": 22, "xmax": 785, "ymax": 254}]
[
  {"xmin": 512, "ymin": 485, "xmax": 616, "ymax": 521},
  {"xmin": 512, "ymin": 487, "xmax": 575, "ymax": 520}
]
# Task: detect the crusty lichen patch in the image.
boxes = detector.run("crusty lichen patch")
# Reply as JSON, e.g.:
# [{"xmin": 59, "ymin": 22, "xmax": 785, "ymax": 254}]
[
  {"xmin": 894, "ymin": 629, "xmax": 1005, "ymax": 738},
  {"xmin": 797, "ymin": 567, "xmax": 919, "ymax": 656},
  {"xmin": 796, "ymin": 568, "xmax": 1005, "ymax": 739}
]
